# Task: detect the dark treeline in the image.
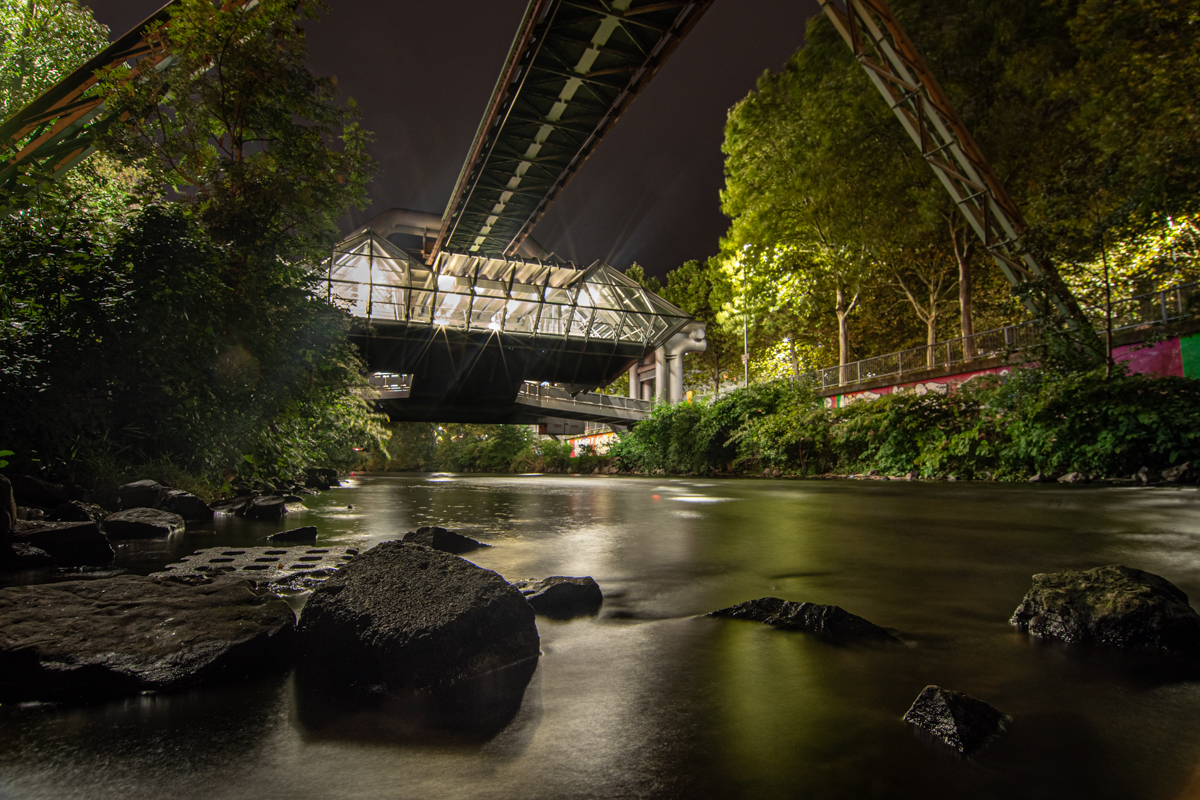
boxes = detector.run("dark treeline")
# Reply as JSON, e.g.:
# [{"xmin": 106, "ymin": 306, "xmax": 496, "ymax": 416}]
[{"xmin": 0, "ymin": 0, "xmax": 381, "ymax": 500}]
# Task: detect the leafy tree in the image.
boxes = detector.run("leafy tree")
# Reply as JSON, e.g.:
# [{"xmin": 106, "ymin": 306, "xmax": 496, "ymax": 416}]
[
  {"xmin": 0, "ymin": 0, "xmax": 108, "ymax": 122},
  {"xmin": 659, "ymin": 258, "xmax": 742, "ymax": 394}
]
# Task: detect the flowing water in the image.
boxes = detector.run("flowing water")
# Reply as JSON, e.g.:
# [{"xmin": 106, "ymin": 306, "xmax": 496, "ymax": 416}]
[{"xmin": 4, "ymin": 474, "xmax": 1200, "ymax": 799}]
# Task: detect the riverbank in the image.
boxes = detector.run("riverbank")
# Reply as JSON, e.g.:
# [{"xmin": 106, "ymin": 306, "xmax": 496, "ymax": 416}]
[{"xmin": 364, "ymin": 368, "xmax": 1200, "ymax": 484}]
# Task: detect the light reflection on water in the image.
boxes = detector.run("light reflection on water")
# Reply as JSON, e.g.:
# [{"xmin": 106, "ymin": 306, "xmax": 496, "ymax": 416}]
[{"xmin": 4, "ymin": 476, "xmax": 1200, "ymax": 799}]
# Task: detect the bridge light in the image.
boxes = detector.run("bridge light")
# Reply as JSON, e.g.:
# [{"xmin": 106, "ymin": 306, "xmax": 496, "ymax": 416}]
[{"xmin": 488, "ymin": 322, "xmax": 501, "ymax": 331}]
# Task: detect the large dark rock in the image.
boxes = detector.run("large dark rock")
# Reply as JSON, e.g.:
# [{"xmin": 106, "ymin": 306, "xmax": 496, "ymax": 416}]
[
  {"xmin": 157, "ymin": 489, "xmax": 213, "ymax": 521},
  {"xmin": 6, "ymin": 473, "xmax": 69, "ymax": 509},
  {"xmin": 0, "ymin": 576, "xmax": 295, "ymax": 703},
  {"xmin": 1010, "ymin": 564, "xmax": 1200, "ymax": 654},
  {"xmin": 709, "ymin": 597, "xmax": 898, "ymax": 640},
  {"xmin": 298, "ymin": 541, "xmax": 539, "ymax": 693},
  {"xmin": 0, "ymin": 475, "xmax": 15, "ymax": 543},
  {"xmin": 403, "ymin": 526, "xmax": 489, "ymax": 554},
  {"xmin": 266, "ymin": 526, "xmax": 318, "ymax": 543},
  {"xmin": 513, "ymin": 576, "xmax": 603, "ymax": 619},
  {"xmin": 13, "ymin": 520, "xmax": 114, "ymax": 566},
  {"xmin": 244, "ymin": 495, "xmax": 289, "ymax": 520},
  {"xmin": 903, "ymin": 685, "xmax": 1008, "ymax": 754},
  {"xmin": 304, "ymin": 468, "xmax": 339, "ymax": 490},
  {"xmin": 118, "ymin": 479, "xmax": 165, "ymax": 510},
  {"xmin": 48, "ymin": 500, "xmax": 108, "ymax": 525},
  {"xmin": 104, "ymin": 507, "xmax": 186, "ymax": 539}
]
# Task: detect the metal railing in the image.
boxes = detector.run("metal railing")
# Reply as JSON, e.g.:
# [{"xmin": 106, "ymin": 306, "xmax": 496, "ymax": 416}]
[{"xmin": 796, "ymin": 282, "xmax": 1198, "ymax": 392}]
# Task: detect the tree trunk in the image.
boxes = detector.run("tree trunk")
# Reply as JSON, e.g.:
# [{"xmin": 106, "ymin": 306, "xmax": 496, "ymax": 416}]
[
  {"xmin": 948, "ymin": 215, "xmax": 976, "ymax": 358},
  {"xmin": 926, "ymin": 310, "xmax": 938, "ymax": 368},
  {"xmin": 836, "ymin": 284, "xmax": 851, "ymax": 383},
  {"xmin": 788, "ymin": 338, "xmax": 800, "ymax": 381}
]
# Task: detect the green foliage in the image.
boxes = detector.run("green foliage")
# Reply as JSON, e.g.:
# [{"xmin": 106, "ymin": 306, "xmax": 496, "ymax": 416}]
[
  {"xmin": 0, "ymin": 0, "xmax": 109, "ymax": 122},
  {"xmin": 613, "ymin": 370, "xmax": 1200, "ymax": 480},
  {"xmin": 0, "ymin": 0, "xmax": 384, "ymax": 490}
]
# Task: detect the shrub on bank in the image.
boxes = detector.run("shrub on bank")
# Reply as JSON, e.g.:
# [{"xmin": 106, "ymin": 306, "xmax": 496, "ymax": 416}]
[{"xmin": 610, "ymin": 369, "xmax": 1200, "ymax": 480}]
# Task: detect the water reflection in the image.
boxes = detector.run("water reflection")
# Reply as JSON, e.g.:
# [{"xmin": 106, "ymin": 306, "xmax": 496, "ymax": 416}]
[{"xmin": 4, "ymin": 477, "xmax": 1200, "ymax": 799}]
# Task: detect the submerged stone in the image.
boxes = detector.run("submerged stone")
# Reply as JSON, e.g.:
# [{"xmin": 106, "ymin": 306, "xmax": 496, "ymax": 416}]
[
  {"xmin": 0, "ymin": 576, "xmax": 295, "ymax": 703},
  {"xmin": 404, "ymin": 526, "xmax": 489, "ymax": 554},
  {"xmin": 709, "ymin": 597, "xmax": 897, "ymax": 640},
  {"xmin": 267, "ymin": 525, "xmax": 318, "ymax": 543},
  {"xmin": 513, "ymin": 575, "xmax": 603, "ymax": 618},
  {"xmin": 903, "ymin": 685, "xmax": 1008, "ymax": 754},
  {"xmin": 298, "ymin": 541, "xmax": 539, "ymax": 694},
  {"xmin": 1010, "ymin": 564, "xmax": 1200, "ymax": 654}
]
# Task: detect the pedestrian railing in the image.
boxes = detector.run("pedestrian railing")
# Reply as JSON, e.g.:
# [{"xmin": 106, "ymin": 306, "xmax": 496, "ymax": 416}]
[{"xmin": 794, "ymin": 281, "xmax": 1198, "ymax": 392}]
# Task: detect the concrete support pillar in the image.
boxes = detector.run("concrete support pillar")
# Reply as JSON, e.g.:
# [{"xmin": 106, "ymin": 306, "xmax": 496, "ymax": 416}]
[
  {"xmin": 656, "ymin": 322, "xmax": 707, "ymax": 404},
  {"xmin": 629, "ymin": 363, "xmax": 639, "ymax": 400}
]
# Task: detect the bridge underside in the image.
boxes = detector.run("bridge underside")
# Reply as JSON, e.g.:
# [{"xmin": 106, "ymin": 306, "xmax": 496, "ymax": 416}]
[{"xmin": 351, "ymin": 323, "xmax": 652, "ymax": 423}]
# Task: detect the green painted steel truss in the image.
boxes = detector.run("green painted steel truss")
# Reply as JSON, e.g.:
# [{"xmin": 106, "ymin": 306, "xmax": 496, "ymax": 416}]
[{"xmin": 432, "ymin": 0, "xmax": 714, "ymax": 261}]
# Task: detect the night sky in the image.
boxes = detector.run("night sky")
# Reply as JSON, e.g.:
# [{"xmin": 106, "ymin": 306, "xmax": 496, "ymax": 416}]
[{"xmin": 81, "ymin": 1, "xmax": 819, "ymax": 278}]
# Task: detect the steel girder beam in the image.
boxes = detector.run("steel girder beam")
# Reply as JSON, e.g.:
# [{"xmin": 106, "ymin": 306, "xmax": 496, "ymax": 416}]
[
  {"xmin": 0, "ymin": 0, "xmax": 258, "ymax": 201},
  {"xmin": 818, "ymin": 0, "xmax": 1092, "ymax": 331},
  {"xmin": 431, "ymin": 0, "xmax": 715, "ymax": 262}
]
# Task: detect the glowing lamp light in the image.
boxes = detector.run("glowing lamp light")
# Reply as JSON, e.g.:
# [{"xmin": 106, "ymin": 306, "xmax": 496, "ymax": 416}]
[{"xmin": 488, "ymin": 322, "xmax": 501, "ymax": 331}]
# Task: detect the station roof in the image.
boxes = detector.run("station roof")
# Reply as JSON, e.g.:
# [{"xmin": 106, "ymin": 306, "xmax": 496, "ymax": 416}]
[
  {"xmin": 432, "ymin": 0, "xmax": 714, "ymax": 260},
  {"xmin": 326, "ymin": 232, "xmax": 692, "ymax": 349}
]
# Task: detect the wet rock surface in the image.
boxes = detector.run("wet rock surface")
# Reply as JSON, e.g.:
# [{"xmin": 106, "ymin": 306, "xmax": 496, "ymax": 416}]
[
  {"xmin": 903, "ymin": 685, "xmax": 1008, "ymax": 754},
  {"xmin": 266, "ymin": 525, "xmax": 318, "ymax": 543},
  {"xmin": 513, "ymin": 576, "xmax": 603, "ymax": 618},
  {"xmin": 298, "ymin": 541, "xmax": 539, "ymax": 693},
  {"xmin": 403, "ymin": 526, "xmax": 489, "ymax": 554},
  {"xmin": 12, "ymin": 520, "xmax": 114, "ymax": 566},
  {"xmin": 709, "ymin": 597, "xmax": 898, "ymax": 640},
  {"xmin": 104, "ymin": 507, "xmax": 186, "ymax": 539},
  {"xmin": 0, "ymin": 576, "xmax": 296, "ymax": 703},
  {"xmin": 0, "ymin": 475, "xmax": 16, "ymax": 542},
  {"xmin": 1010, "ymin": 564, "xmax": 1200, "ymax": 654},
  {"xmin": 157, "ymin": 489, "xmax": 213, "ymax": 521}
]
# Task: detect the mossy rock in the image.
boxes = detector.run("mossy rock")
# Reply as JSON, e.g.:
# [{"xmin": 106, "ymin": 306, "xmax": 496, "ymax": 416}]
[{"xmin": 1010, "ymin": 564, "xmax": 1200, "ymax": 654}]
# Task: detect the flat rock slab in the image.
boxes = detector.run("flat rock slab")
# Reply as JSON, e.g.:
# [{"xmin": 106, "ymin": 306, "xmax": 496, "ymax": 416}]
[
  {"xmin": 403, "ymin": 526, "xmax": 489, "ymax": 554},
  {"xmin": 1010, "ymin": 564, "xmax": 1200, "ymax": 654},
  {"xmin": 903, "ymin": 685, "xmax": 1008, "ymax": 754},
  {"xmin": 104, "ymin": 507, "xmax": 186, "ymax": 539},
  {"xmin": 513, "ymin": 576, "xmax": 603, "ymax": 618},
  {"xmin": 0, "ymin": 576, "xmax": 295, "ymax": 703},
  {"xmin": 12, "ymin": 520, "xmax": 114, "ymax": 566},
  {"xmin": 266, "ymin": 526, "xmax": 318, "ymax": 543},
  {"xmin": 709, "ymin": 597, "xmax": 898, "ymax": 641},
  {"xmin": 152, "ymin": 545, "xmax": 358, "ymax": 587},
  {"xmin": 298, "ymin": 541, "xmax": 539, "ymax": 693}
]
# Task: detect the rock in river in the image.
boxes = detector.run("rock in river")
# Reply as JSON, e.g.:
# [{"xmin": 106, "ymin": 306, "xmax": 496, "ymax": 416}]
[
  {"xmin": 903, "ymin": 685, "xmax": 1008, "ymax": 754},
  {"xmin": 1010, "ymin": 564, "xmax": 1200, "ymax": 654},
  {"xmin": 103, "ymin": 507, "xmax": 185, "ymax": 539},
  {"xmin": 513, "ymin": 576, "xmax": 603, "ymax": 618},
  {"xmin": 245, "ymin": 495, "xmax": 289, "ymax": 520},
  {"xmin": 12, "ymin": 520, "xmax": 114, "ymax": 566},
  {"xmin": 298, "ymin": 541, "xmax": 539, "ymax": 693},
  {"xmin": 266, "ymin": 525, "xmax": 318, "ymax": 543},
  {"xmin": 709, "ymin": 597, "xmax": 897, "ymax": 641},
  {"xmin": 157, "ymin": 489, "xmax": 213, "ymax": 521},
  {"xmin": 403, "ymin": 525, "xmax": 489, "ymax": 554},
  {"xmin": 0, "ymin": 576, "xmax": 296, "ymax": 703},
  {"xmin": 118, "ymin": 479, "xmax": 165, "ymax": 510}
]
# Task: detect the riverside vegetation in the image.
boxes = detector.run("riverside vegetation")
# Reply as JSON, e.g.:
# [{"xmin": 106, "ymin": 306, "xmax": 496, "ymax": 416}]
[{"xmin": 366, "ymin": 367, "xmax": 1200, "ymax": 482}]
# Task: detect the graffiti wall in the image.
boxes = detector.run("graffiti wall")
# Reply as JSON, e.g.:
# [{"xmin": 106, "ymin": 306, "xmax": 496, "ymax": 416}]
[{"xmin": 823, "ymin": 332, "xmax": 1200, "ymax": 409}]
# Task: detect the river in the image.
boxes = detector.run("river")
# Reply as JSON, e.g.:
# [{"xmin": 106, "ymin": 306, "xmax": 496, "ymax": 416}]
[{"xmin": 3, "ymin": 474, "xmax": 1200, "ymax": 799}]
